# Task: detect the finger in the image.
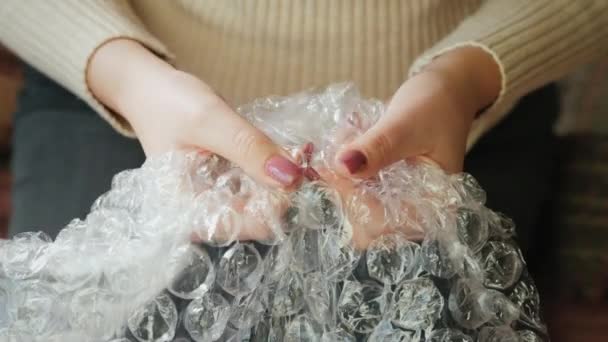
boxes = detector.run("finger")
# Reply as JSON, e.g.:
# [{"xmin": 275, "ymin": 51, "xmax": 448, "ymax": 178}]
[
  {"xmin": 195, "ymin": 196, "xmax": 246, "ymax": 244},
  {"xmin": 334, "ymin": 105, "xmax": 428, "ymax": 179},
  {"xmin": 422, "ymin": 117, "xmax": 469, "ymax": 173},
  {"xmin": 190, "ymin": 190, "xmax": 290, "ymax": 244},
  {"xmin": 318, "ymin": 168, "xmax": 423, "ymax": 249},
  {"xmin": 425, "ymin": 146, "xmax": 465, "ymax": 174},
  {"xmin": 194, "ymin": 102, "xmax": 302, "ymax": 188}
]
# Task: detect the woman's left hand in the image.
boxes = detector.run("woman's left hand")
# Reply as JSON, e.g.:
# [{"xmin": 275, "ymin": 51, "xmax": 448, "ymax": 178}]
[
  {"xmin": 335, "ymin": 46, "xmax": 502, "ymax": 176},
  {"xmin": 328, "ymin": 47, "xmax": 501, "ymax": 248}
]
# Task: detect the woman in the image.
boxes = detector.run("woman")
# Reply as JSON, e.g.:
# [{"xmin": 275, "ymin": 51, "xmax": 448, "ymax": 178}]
[{"xmin": 1, "ymin": 1, "xmax": 606, "ymax": 252}]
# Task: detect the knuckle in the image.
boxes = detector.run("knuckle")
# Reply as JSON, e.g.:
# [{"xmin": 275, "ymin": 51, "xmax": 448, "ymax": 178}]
[
  {"xmin": 184, "ymin": 96, "xmax": 227, "ymax": 124},
  {"xmin": 232, "ymin": 129, "xmax": 263, "ymax": 158},
  {"xmin": 182, "ymin": 106, "xmax": 204, "ymax": 125},
  {"xmin": 202, "ymin": 95, "xmax": 227, "ymax": 112},
  {"xmin": 369, "ymin": 133, "xmax": 393, "ymax": 164},
  {"xmin": 180, "ymin": 101, "xmax": 207, "ymax": 124}
]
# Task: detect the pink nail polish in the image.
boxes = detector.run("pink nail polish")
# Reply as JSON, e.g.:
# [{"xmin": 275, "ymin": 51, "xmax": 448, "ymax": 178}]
[
  {"xmin": 265, "ymin": 156, "xmax": 302, "ymax": 186},
  {"xmin": 304, "ymin": 167, "xmax": 321, "ymax": 181},
  {"xmin": 340, "ymin": 150, "xmax": 367, "ymax": 174},
  {"xmin": 303, "ymin": 142, "xmax": 314, "ymax": 164}
]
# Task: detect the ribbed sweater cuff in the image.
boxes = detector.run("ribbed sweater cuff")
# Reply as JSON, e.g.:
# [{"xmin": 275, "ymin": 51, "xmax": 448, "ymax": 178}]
[
  {"xmin": 0, "ymin": 0, "xmax": 172, "ymax": 137},
  {"xmin": 409, "ymin": 0, "xmax": 608, "ymax": 150}
]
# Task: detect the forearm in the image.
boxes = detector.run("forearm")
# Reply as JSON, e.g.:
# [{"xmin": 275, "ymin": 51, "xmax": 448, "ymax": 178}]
[
  {"xmin": 410, "ymin": 0, "xmax": 608, "ymax": 148},
  {"xmin": 0, "ymin": 0, "xmax": 171, "ymax": 137},
  {"xmin": 87, "ymin": 38, "xmax": 302, "ymax": 190},
  {"xmin": 424, "ymin": 46, "xmax": 501, "ymax": 119},
  {"xmin": 88, "ymin": 39, "xmax": 175, "ymax": 126}
]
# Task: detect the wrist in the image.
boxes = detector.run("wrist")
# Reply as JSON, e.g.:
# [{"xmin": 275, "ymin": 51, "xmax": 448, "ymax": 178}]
[
  {"xmin": 87, "ymin": 38, "xmax": 175, "ymax": 126},
  {"xmin": 425, "ymin": 46, "xmax": 502, "ymax": 116}
]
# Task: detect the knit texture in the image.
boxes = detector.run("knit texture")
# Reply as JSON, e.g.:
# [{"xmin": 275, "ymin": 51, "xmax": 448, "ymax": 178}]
[{"xmin": 1, "ymin": 0, "xmax": 607, "ymax": 147}]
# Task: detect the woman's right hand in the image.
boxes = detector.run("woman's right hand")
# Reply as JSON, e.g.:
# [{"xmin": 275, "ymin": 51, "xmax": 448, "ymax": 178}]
[{"xmin": 87, "ymin": 39, "xmax": 302, "ymax": 189}]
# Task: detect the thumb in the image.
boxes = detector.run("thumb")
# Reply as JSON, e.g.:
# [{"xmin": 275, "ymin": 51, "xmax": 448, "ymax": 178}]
[
  {"xmin": 196, "ymin": 104, "xmax": 303, "ymax": 189},
  {"xmin": 334, "ymin": 108, "xmax": 428, "ymax": 179}
]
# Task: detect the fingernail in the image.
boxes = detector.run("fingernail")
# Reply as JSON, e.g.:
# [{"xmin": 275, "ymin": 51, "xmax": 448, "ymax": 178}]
[
  {"xmin": 265, "ymin": 156, "xmax": 302, "ymax": 186},
  {"xmin": 303, "ymin": 142, "xmax": 314, "ymax": 164},
  {"xmin": 339, "ymin": 150, "xmax": 367, "ymax": 174},
  {"xmin": 304, "ymin": 167, "xmax": 321, "ymax": 181}
]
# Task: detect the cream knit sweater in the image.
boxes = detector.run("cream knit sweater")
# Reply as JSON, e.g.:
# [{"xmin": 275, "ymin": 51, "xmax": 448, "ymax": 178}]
[{"xmin": 1, "ymin": 0, "xmax": 607, "ymax": 149}]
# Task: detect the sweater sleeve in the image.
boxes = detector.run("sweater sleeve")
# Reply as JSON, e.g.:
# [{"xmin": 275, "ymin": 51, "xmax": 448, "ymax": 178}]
[
  {"xmin": 409, "ymin": 0, "xmax": 608, "ymax": 150},
  {"xmin": 0, "ymin": 0, "xmax": 173, "ymax": 137}
]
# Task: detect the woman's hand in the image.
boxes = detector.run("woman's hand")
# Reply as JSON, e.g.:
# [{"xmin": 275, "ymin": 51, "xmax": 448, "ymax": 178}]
[
  {"xmin": 327, "ymin": 47, "xmax": 501, "ymax": 248},
  {"xmin": 335, "ymin": 46, "xmax": 501, "ymax": 176},
  {"xmin": 87, "ymin": 39, "xmax": 302, "ymax": 189}
]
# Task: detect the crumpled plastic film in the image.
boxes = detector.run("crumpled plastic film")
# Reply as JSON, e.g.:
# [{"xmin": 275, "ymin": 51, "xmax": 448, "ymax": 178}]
[{"xmin": 0, "ymin": 84, "xmax": 548, "ymax": 341}]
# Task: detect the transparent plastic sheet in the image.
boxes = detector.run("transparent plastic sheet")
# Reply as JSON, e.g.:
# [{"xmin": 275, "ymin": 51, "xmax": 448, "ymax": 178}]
[{"xmin": 0, "ymin": 84, "xmax": 548, "ymax": 341}]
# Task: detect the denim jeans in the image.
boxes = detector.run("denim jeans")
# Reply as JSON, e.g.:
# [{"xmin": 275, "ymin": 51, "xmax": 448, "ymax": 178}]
[
  {"xmin": 9, "ymin": 66, "xmax": 559, "ymax": 258},
  {"xmin": 9, "ymin": 66, "xmax": 145, "ymax": 236}
]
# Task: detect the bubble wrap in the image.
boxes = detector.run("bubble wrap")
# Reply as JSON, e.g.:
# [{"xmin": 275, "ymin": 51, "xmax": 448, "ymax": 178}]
[{"xmin": 0, "ymin": 84, "xmax": 547, "ymax": 341}]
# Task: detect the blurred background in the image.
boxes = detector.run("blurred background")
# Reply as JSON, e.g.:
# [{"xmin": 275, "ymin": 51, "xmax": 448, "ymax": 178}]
[
  {"xmin": 0, "ymin": 45, "xmax": 18, "ymax": 235},
  {"xmin": 0, "ymin": 44, "xmax": 607, "ymax": 341}
]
